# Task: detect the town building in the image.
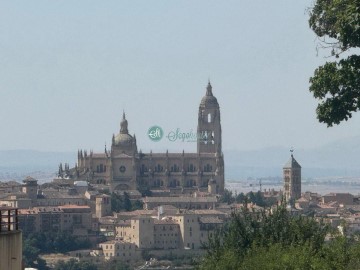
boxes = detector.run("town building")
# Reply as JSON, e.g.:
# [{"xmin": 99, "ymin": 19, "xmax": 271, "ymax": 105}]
[
  {"xmin": 322, "ymin": 193, "xmax": 354, "ymax": 205},
  {"xmin": 18, "ymin": 205, "xmax": 92, "ymax": 235},
  {"xmin": 99, "ymin": 240, "xmax": 140, "ymax": 262},
  {"xmin": 114, "ymin": 209, "xmax": 224, "ymax": 252}
]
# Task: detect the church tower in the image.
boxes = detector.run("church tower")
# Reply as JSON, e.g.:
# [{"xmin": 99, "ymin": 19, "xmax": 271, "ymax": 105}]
[
  {"xmin": 197, "ymin": 81, "xmax": 222, "ymax": 154},
  {"xmin": 283, "ymin": 151, "xmax": 301, "ymax": 202}
]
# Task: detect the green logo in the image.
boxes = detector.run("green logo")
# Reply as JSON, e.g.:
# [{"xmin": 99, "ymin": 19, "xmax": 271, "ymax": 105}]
[{"xmin": 148, "ymin": 126, "xmax": 164, "ymax": 142}]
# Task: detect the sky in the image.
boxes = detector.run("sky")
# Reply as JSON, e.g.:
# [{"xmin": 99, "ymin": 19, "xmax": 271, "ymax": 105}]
[{"xmin": 1, "ymin": 0, "xmax": 360, "ymax": 154}]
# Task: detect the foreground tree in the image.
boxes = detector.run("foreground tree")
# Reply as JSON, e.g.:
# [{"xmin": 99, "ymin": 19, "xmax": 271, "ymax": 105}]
[
  {"xmin": 54, "ymin": 259, "xmax": 97, "ymax": 270},
  {"xmin": 198, "ymin": 205, "xmax": 329, "ymax": 269},
  {"xmin": 198, "ymin": 204, "xmax": 360, "ymax": 269},
  {"xmin": 309, "ymin": 0, "xmax": 360, "ymax": 126}
]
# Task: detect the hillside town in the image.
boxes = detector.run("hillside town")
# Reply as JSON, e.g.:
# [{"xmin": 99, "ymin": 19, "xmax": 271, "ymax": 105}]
[
  {"xmin": 2, "ymin": 84, "xmax": 360, "ymax": 269},
  {"xmin": 2, "ymin": 152, "xmax": 360, "ymax": 269}
]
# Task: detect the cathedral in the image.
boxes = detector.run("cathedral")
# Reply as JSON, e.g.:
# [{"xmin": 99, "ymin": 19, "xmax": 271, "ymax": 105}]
[{"xmin": 66, "ymin": 82, "xmax": 224, "ymax": 195}]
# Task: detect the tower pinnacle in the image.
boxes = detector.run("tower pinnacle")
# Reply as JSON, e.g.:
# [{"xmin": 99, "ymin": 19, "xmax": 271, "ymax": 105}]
[
  {"xmin": 206, "ymin": 81, "xmax": 213, "ymax": 96},
  {"xmin": 120, "ymin": 111, "xmax": 128, "ymax": 134}
]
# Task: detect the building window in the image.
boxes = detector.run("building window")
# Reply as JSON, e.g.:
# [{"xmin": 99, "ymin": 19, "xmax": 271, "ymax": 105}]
[{"xmin": 204, "ymin": 164, "xmax": 212, "ymax": 172}]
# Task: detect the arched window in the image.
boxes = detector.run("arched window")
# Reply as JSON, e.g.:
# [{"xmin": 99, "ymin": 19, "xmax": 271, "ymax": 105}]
[{"xmin": 208, "ymin": 113, "xmax": 211, "ymax": 123}]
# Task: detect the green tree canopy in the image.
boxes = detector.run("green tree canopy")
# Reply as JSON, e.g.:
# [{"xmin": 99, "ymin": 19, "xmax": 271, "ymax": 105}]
[
  {"xmin": 111, "ymin": 192, "xmax": 143, "ymax": 212},
  {"xmin": 309, "ymin": 0, "xmax": 360, "ymax": 126},
  {"xmin": 198, "ymin": 205, "xmax": 330, "ymax": 269},
  {"xmin": 54, "ymin": 259, "xmax": 97, "ymax": 270}
]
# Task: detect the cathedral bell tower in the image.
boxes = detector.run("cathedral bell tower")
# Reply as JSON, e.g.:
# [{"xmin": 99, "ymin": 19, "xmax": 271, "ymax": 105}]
[{"xmin": 197, "ymin": 81, "xmax": 222, "ymax": 154}]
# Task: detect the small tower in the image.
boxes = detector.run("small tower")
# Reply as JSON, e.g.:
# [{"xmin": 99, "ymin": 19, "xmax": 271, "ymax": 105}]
[
  {"xmin": 95, "ymin": 194, "xmax": 111, "ymax": 218},
  {"xmin": 197, "ymin": 81, "xmax": 222, "ymax": 154},
  {"xmin": 283, "ymin": 150, "xmax": 301, "ymax": 203},
  {"xmin": 22, "ymin": 177, "xmax": 38, "ymax": 201}
]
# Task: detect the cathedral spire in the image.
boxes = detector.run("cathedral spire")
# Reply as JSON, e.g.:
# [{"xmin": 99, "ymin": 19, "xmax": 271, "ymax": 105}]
[
  {"xmin": 206, "ymin": 81, "xmax": 213, "ymax": 96},
  {"xmin": 120, "ymin": 111, "xmax": 129, "ymax": 134}
]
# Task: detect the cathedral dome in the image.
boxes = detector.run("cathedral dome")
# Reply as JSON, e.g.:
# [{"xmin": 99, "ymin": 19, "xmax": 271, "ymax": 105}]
[
  {"xmin": 113, "ymin": 111, "xmax": 135, "ymax": 147},
  {"xmin": 200, "ymin": 82, "xmax": 219, "ymax": 107},
  {"xmin": 114, "ymin": 133, "xmax": 134, "ymax": 146}
]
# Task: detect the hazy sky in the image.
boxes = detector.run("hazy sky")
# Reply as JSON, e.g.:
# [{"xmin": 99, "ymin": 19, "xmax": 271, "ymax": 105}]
[{"xmin": 1, "ymin": 0, "xmax": 360, "ymax": 153}]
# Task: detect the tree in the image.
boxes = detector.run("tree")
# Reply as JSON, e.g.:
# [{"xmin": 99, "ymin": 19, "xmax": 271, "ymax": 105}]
[
  {"xmin": 23, "ymin": 239, "xmax": 48, "ymax": 270},
  {"xmin": 235, "ymin": 192, "xmax": 246, "ymax": 203},
  {"xmin": 198, "ymin": 205, "xmax": 329, "ymax": 269},
  {"xmin": 111, "ymin": 192, "xmax": 143, "ymax": 212},
  {"xmin": 54, "ymin": 259, "xmax": 97, "ymax": 270},
  {"xmin": 23, "ymin": 231, "xmax": 91, "ymax": 255},
  {"xmin": 219, "ymin": 188, "xmax": 235, "ymax": 204},
  {"xmin": 309, "ymin": 0, "xmax": 360, "ymax": 126}
]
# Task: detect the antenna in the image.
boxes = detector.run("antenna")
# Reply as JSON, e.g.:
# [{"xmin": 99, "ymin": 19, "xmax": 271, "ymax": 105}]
[{"xmin": 290, "ymin": 147, "xmax": 294, "ymax": 157}]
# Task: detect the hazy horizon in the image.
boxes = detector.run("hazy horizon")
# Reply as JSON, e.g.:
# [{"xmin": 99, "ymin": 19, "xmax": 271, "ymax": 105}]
[{"xmin": 1, "ymin": 1, "xmax": 360, "ymax": 153}]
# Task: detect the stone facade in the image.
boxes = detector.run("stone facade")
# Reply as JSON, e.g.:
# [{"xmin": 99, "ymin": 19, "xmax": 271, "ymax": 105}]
[
  {"xmin": 18, "ymin": 205, "xmax": 92, "ymax": 235},
  {"xmin": 99, "ymin": 240, "xmax": 140, "ymax": 261},
  {"xmin": 114, "ymin": 210, "xmax": 224, "ymax": 251},
  {"xmin": 68, "ymin": 82, "xmax": 225, "ymax": 194}
]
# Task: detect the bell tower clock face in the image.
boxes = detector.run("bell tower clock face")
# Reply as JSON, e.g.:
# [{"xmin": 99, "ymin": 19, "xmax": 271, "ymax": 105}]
[{"xmin": 119, "ymin": 166, "xmax": 126, "ymax": 173}]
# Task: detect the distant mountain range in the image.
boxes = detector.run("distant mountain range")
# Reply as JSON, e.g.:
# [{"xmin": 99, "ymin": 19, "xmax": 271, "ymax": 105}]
[
  {"xmin": 0, "ymin": 136, "xmax": 359, "ymax": 181},
  {"xmin": 225, "ymin": 135, "xmax": 360, "ymax": 179}
]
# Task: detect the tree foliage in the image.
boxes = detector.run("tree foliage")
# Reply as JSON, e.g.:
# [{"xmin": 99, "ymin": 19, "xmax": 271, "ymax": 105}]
[
  {"xmin": 23, "ymin": 240, "xmax": 48, "ymax": 270},
  {"xmin": 220, "ymin": 189, "xmax": 273, "ymax": 207},
  {"xmin": 23, "ymin": 230, "xmax": 92, "ymax": 269},
  {"xmin": 309, "ymin": 0, "xmax": 360, "ymax": 126},
  {"xmin": 198, "ymin": 205, "xmax": 335, "ymax": 269},
  {"xmin": 219, "ymin": 189, "xmax": 235, "ymax": 204},
  {"xmin": 111, "ymin": 192, "xmax": 143, "ymax": 212},
  {"xmin": 199, "ymin": 203, "xmax": 360, "ymax": 269},
  {"xmin": 54, "ymin": 259, "xmax": 97, "ymax": 270}
]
